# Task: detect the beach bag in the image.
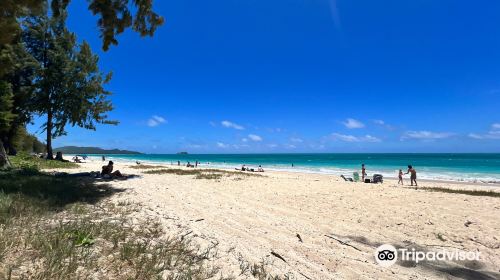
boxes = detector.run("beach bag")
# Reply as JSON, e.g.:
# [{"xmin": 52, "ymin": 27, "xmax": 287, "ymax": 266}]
[{"xmin": 372, "ymin": 174, "xmax": 383, "ymax": 184}]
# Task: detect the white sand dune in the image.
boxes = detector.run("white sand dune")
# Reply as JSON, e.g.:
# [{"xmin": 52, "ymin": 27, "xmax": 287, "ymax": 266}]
[{"xmin": 59, "ymin": 160, "xmax": 500, "ymax": 279}]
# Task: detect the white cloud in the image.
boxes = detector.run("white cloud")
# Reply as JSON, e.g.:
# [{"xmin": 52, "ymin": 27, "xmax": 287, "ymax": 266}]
[
  {"xmin": 241, "ymin": 138, "xmax": 248, "ymax": 142},
  {"xmin": 290, "ymin": 137, "xmax": 303, "ymax": 143},
  {"xmin": 248, "ymin": 134, "xmax": 263, "ymax": 142},
  {"xmin": 342, "ymin": 118, "xmax": 365, "ymax": 129},
  {"xmin": 468, "ymin": 133, "xmax": 500, "ymax": 140},
  {"xmin": 267, "ymin": 144, "xmax": 278, "ymax": 148},
  {"xmin": 286, "ymin": 144, "xmax": 297, "ymax": 149},
  {"xmin": 402, "ymin": 131, "xmax": 453, "ymax": 140},
  {"xmin": 147, "ymin": 115, "xmax": 167, "ymax": 127},
  {"xmin": 221, "ymin": 120, "xmax": 244, "ymax": 130},
  {"xmin": 468, "ymin": 124, "xmax": 500, "ymax": 140},
  {"xmin": 330, "ymin": 133, "xmax": 381, "ymax": 143},
  {"xmin": 209, "ymin": 121, "xmax": 217, "ymax": 127},
  {"xmin": 216, "ymin": 142, "xmax": 228, "ymax": 148},
  {"xmin": 468, "ymin": 133, "xmax": 484, "ymax": 140},
  {"xmin": 373, "ymin": 119, "xmax": 395, "ymax": 130}
]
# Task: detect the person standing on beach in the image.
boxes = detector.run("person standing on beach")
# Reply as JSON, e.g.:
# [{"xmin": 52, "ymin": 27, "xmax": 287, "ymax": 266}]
[
  {"xmin": 398, "ymin": 169, "xmax": 404, "ymax": 185},
  {"xmin": 406, "ymin": 165, "xmax": 418, "ymax": 186},
  {"xmin": 361, "ymin": 164, "xmax": 367, "ymax": 182}
]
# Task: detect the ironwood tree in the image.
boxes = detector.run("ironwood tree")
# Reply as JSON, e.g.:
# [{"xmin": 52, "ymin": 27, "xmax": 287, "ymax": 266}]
[{"xmin": 23, "ymin": 7, "xmax": 117, "ymax": 159}]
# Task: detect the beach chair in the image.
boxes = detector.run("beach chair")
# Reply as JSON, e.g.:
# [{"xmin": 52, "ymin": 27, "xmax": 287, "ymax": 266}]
[
  {"xmin": 341, "ymin": 175, "xmax": 353, "ymax": 182},
  {"xmin": 353, "ymin": 172, "xmax": 360, "ymax": 182}
]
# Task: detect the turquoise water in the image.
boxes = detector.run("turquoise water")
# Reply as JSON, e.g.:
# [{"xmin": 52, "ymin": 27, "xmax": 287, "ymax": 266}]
[{"xmin": 83, "ymin": 153, "xmax": 500, "ymax": 183}]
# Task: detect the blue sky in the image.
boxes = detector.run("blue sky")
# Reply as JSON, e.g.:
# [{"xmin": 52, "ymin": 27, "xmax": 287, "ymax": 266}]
[{"xmin": 28, "ymin": 0, "xmax": 500, "ymax": 153}]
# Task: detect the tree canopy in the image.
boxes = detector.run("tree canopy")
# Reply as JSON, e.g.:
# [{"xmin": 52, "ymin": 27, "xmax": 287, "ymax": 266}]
[
  {"xmin": 1, "ymin": 0, "xmax": 156, "ymax": 164},
  {"xmin": 1, "ymin": 0, "xmax": 164, "ymax": 50},
  {"xmin": 23, "ymin": 7, "xmax": 117, "ymax": 159}
]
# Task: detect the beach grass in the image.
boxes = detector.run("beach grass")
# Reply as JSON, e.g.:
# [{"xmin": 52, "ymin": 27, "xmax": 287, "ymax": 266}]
[
  {"xmin": 0, "ymin": 167, "xmax": 222, "ymax": 279},
  {"xmin": 10, "ymin": 153, "xmax": 79, "ymax": 170},
  {"xmin": 419, "ymin": 186, "xmax": 500, "ymax": 198},
  {"xmin": 143, "ymin": 168, "xmax": 263, "ymax": 179},
  {"xmin": 195, "ymin": 173, "xmax": 224, "ymax": 180},
  {"xmin": 129, "ymin": 164, "xmax": 166, "ymax": 169}
]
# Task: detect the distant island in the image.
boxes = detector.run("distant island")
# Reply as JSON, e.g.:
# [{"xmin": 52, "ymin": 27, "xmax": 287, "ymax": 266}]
[
  {"xmin": 177, "ymin": 152, "xmax": 189, "ymax": 155},
  {"xmin": 54, "ymin": 146, "xmax": 142, "ymax": 155}
]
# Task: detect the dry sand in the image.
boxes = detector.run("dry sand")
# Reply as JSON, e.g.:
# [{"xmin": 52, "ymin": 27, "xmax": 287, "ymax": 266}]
[{"xmin": 57, "ymin": 160, "xmax": 500, "ymax": 279}]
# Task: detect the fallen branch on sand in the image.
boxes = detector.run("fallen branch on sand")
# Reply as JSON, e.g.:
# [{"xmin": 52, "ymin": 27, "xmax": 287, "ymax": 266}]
[
  {"xmin": 324, "ymin": 234, "xmax": 362, "ymax": 252},
  {"xmin": 271, "ymin": 251, "xmax": 287, "ymax": 263},
  {"xmin": 296, "ymin": 233, "xmax": 303, "ymax": 243},
  {"xmin": 180, "ymin": 230, "xmax": 193, "ymax": 241},
  {"xmin": 298, "ymin": 271, "xmax": 312, "ymax": 279}
]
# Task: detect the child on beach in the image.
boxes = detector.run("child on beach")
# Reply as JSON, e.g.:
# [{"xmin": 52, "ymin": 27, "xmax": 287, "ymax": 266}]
[{"xmin": 398, "ymin": 169, "xmax": 403, "ymax": 185}]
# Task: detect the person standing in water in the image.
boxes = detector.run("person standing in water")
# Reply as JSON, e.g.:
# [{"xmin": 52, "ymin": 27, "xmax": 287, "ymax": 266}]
[
  {"xmin": 398, "ymin": 169, "xmax": 404, "ymax": 185},
  {"xmin": 406, "ymin": 165, "xmax": 417, "ymax": 186},
  {"xmin": 361, "ymin": 164, "xmax": 367, "ymax": 182}
]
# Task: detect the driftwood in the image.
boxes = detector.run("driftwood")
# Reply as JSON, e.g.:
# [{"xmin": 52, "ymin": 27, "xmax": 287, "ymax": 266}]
[
  {"xmin": 180, "ymin": 230, "xmax": 193, "ymax": 241},
  {"xmin": 324, "ymin": 234, "xmax": 362, "ymax": 252},
  {"xmin": 298, "ymin": 271, "xmax": 312, "ymax": 280},
  {"xmin": 270, "ymin": 251, "xmax": 287, "ymax": 263},
  {"xmin": 296, "ymin": 233, "xmax": 303, "ymax": 243}
]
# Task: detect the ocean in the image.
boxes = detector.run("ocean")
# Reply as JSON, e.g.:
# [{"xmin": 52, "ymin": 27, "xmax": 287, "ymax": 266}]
[{"xmin": 78, "ymin": 153, "xmax": 500, "ymax": 183}]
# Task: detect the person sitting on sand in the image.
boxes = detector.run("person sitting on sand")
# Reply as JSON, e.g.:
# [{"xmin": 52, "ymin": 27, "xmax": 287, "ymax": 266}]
[
  {"xmin": 102, "ymin": 161, "xmax": 123, "ymax": 178},
  {"xmin": 406, "ymin": 165, "xmax": 417, "ymax": 186},
  {"xmin": 235, "ymin": 165, "xmax": 246, "ymax": 171},
  {"xmin": 258, "ymin": 165, "xmax": 264, "ymax": 172},
  {"xmin": 398, "ymin": 169, "xmax": 404, "ymax": 185}
]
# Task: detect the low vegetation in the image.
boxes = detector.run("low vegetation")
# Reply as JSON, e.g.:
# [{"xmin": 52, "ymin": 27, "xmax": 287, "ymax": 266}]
[
  {"xmin": 195, "ymin": 173, "xmax": 224, "ymax": 180},
  {"xmin": 0, "ymin": 169, "xmax": 223, "ymax": 279},
  {"xmin": 143, "ymin": 168, "xmax": 263, "ymax": 180},
  {"xmin": 419, "ymin": 186, "xmax": 500, "ymax": 198},
  {"xmin": 10, "ymin": 153, "xmax": 79, "ymax": 170},
  {"xmin": 129, "ymin": 164, "xmax": 167, "ymax": 169},
  {"xmin": 237, "ymin": 254, "xmax": 291, "ymax": 280}
]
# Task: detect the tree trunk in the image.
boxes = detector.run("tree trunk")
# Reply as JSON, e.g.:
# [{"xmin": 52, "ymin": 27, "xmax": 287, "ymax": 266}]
[
  {"xmin": 46, "ymin": 109, "xmax": 53, "ymax": 160},
  {"xmin": 0, "ymin": 139, "xmax": 12, "ymax": 169}
]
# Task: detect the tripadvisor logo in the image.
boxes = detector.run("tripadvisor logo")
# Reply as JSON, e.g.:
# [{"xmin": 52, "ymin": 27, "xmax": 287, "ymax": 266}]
[
  {"xmin": 375, "ymin": 244, "xmax": 398, "ymax": 267},
  {"xmin": 375, "ymin": 244, "xmax": 481, "ymax": 267}
]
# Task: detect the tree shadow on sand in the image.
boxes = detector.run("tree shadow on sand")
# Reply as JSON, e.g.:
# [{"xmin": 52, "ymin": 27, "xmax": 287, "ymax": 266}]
[
  {"xmin": 333, "ymin": 234, "xmax": 499, "ymax": 280},
  {"xmin": 0, "ymin": 169, "xmax": 127, "ymax": 210}
]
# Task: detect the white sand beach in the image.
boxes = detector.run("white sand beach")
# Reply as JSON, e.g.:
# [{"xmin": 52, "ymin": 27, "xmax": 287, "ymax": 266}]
[{"xmin": 57, "ymin": 160, "xmax": 500, "ymax": 279}]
